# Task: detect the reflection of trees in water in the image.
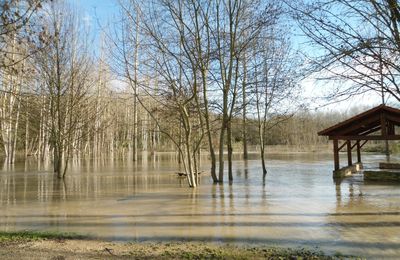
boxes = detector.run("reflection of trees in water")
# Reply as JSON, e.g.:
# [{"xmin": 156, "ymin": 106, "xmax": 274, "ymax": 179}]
[
  {"xmin": 210, "ymin": 184, "xmax": 235, "ymax": 216},
  {"xmin": 0, "ymin": 152, "xmax": 222, "ymax": 205},
  {"xmin": 52, "ymin": 178, "xmax": 67, "ymax": 202},
  {"xmin": 0, "ymin": 173, "xmax": 174, "ymax": 205},
  {"xmin": 244, "ymin": 160, "xmax": 249, "ymax": 179},
  {"xmin": 329, "ymin": 178, "xmax": 400, "ymax": 256},
  {"xmin": 334, "ymin": 178, "xmax": 400, "ymax": 214},
  {"xmin": 334, "ymin": 178, "xmax": 365, "ymax": 209},
  {"xmin": 262, "ymin": 175, "xmax": 267, "ymax": 206}
]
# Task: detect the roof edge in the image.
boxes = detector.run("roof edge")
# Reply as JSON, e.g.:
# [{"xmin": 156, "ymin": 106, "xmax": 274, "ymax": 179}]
[{"xmin": 318, "ymin": 104, "xmax": 398, "ymax": 136}]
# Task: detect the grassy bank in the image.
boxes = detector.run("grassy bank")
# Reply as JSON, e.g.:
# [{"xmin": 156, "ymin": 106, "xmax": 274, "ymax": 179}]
[
  {"xmin": 0, "ymin": 230, "xmax": 88, "ymax": 242},
  {"xmin": 0, "ymin": 231, "xmax": 359, "ymax": 259}
]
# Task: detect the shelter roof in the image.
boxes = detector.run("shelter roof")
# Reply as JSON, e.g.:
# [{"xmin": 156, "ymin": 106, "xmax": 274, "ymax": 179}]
[{"xmin": 318, "ymin": 105, "xmax": 400, "ymax": 139}]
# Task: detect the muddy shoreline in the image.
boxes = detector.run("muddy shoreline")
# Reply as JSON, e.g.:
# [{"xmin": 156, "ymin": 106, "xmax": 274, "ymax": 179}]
[
  {"xmin": 0, "ymin": 240, "xmax": 349, "ymax": 259},
  {"xmin": 0, "ymin": 232, "xmax": 353, "ymax": 259}
]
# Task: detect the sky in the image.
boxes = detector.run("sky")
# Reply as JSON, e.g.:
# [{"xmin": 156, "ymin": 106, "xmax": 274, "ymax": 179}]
[
  {"xmin": 67, "ymin": 0, "xmax": 386, "ymax": 114},
  {"xmin": 69, "ymin": 0, "xmax": 119, "ymax": 49},
  {"xmin": 71, "ymin": 0, "xmax": 119, "ymax": 24}
]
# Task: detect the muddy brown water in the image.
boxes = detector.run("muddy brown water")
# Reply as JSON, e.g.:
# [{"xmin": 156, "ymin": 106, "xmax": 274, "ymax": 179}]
[{"xmin": 0, "ymin": 152, "xmax": 399, "ymax": 258}]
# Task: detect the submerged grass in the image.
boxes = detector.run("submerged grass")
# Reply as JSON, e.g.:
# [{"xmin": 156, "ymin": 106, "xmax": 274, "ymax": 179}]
[
  {"xmin": 0, "ymin": 230, "xmax": 87, "ymax": 242},
  {"xmin": 0, "ymin": 231, "xmax": 360, "ymax": 259}
]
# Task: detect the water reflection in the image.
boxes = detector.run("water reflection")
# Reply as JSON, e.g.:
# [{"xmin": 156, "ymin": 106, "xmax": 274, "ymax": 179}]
[{"xmin": 0, "ymin": 153, "xmax": 399, "ymax": 258}]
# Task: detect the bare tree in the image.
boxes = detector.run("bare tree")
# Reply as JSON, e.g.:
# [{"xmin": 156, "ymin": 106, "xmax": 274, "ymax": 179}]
[
  {"xmin": 289, "ymin": 0, "xmax": 400, "ymax": 102},
  {"xmin": 0, "ymin": 0, "xmax": 44, "ymax": 69},
  {"xmin": 206, "ymin": 0, "xmax": 281, "ymax": 182},
  {"xmin": 113, "ymin": 0, "xmax": 290, "ymax": 185},
  {"xmin": 116, "ymin": 0, "xmax": 207, "ymax": 187},
  {"xmin": 251, "ymin": 31, "xmax": 300, "ymax": 175},
  {"xmin": 114, "ymin": 0, "xmax": 141, "ymax": 161},
  {"xmin": 0, "ymin": 0, "xmax": 44, "ymax": 164},
  {"xmin": 34, "ymin": 2, "xmax": 93, "ymax": 178}
]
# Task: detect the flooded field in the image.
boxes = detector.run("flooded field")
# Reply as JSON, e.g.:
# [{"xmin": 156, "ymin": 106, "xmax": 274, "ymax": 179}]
[{"xmin": 0, "ymin": 152, "xmax": 399, "ymax": 258}]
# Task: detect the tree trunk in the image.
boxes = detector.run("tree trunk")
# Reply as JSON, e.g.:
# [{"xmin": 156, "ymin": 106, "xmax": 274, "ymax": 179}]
[
  {"xmin": 202, "ymin": 70, "xmax": 218, "ymax": 182},
  {"xmin": 218, "ymin": 124, "xmax": 225, "ymax": 182},
  {"xmin": 25, "ymin": 105, "xmax": 30, "ymax": 157},
  {"xmin": 260, "ymin": 144, "xmax": 267, "ymax": 175},
  {"xmin": 242, "ymin": 53, "xmax": 248, "ymax": 160},
  {"xmin": 11, "ymin": 99, "xmax": 21, "ymax": 163},
  {"xmin": 227, "ymin": 121, "xmax": 233, "ymax": 181},
  {"xmin": 132, "ymin": 7, "xmax": 140, "ymax": 162}
]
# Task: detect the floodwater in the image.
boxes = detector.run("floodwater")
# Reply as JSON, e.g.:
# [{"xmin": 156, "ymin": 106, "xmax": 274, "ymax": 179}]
[{"xmin": 1, "ymin": 152, "xmax": 400, "ymax": 259}]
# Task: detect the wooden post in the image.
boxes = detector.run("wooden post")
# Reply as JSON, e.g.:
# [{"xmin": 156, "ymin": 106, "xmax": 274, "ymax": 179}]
[
  {"xmin": 388, "ymin": 122, "xmax": 395, "ymax": 135},
  {"xmin": 347, "ymin": 140, "xmax": 352, "ymax": 166},
  {"xmin": 381, "ymin": 113, "xmax": 387, "ymax": 136},
  {"xmin": 381, "ymin": 113, "xmax": 390, "ymax": 159},
  {"xmin": 357, "ymin": 140, "xmax": 361, "ymax": 163},
  {"xmin": 333, "ymin": 139, "xmax": 339, "ymax": 171}
]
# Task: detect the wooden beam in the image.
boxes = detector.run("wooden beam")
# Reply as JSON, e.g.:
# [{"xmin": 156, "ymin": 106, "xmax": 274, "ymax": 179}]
[
  {"xmin": 339, "ymin": 115, "xmax": 380, "ymax": 135},
  {"xmin": 338, "ymin": 141, "xmax": 347, "ymax": 151},
  {"xmin": 333, "ymin": 139, "xmax": 339, "ymax": 171},
  {"xmin": 359, "ymin": 125, "xmax": 381, "ymax": 136},
  {"xmin": 330, "ymin": 135, "xmax": 400, "ymax": 140},
  {"xmin": 347, "ymin": 140, "xmax": 352, "ymax": 166},
  {"xmin": 360, "ymin": 140, "xmax": 368, "ymax": 149},
  {"xmin": 357, "ymin": 141, "xmax": 361, "ymax": 163},
  {"xmin": 345, "ymin": 122, "xmax": 381, "ymax": 136}
]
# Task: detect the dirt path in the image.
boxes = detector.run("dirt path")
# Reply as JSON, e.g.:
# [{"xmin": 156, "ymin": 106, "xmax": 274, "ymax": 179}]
[{"xmin": 0, "ymin": 239, "xmax": 342, "ymax": 259}]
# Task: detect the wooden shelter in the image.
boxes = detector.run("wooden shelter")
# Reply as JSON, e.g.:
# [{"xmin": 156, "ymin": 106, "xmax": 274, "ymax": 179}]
[{"xmin": 318, "ymin": 105, "xmax": 400, "ymax": 174}]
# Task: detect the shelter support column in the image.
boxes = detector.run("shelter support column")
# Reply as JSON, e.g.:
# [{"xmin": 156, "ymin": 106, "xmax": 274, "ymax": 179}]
[
  {"xmin": 356, "ymin": 141, "xmax": 361, "ymax": 163},
  {"xmin": 347, "ymin": 140, "xmax": 352, "ymax": 166},
  {"xmin": 333, "ymin": 139, "xmax": 339, "ymax": 171}
]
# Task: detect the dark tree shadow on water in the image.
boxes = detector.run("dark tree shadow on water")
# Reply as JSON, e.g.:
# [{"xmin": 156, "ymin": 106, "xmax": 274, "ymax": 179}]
[{"xmin": 52, "ymin": 177, "xmax": 67, "ymax": 202}]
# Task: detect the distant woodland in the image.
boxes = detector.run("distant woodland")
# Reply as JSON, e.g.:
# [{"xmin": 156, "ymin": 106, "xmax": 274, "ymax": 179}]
[{"xmin": 1, "ymin": 0, "xmax": 400, "ymax": 187}]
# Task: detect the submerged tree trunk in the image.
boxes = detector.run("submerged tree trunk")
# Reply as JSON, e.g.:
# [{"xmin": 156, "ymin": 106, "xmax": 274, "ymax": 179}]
[
  {"xmin": 257, "ymin": 113, "xmax": 267, "ymax": 176},
  {"xmin": 25, "ymin": 104, "xmax": 30, "ymax": 158},
  {"xmin": 260, "ymin": 134, "xmax": 267, "ymax": 176},
  {"xmin": 11, "ymin": 99, "xmax": 21, "ymax": 164},
  {"xmin": 227, "ymin": 121, "xmax": 233, "ymax": 181},
  {"xmin": 218, "ymin": 123, "xmax": 226, "ymax": 182}
]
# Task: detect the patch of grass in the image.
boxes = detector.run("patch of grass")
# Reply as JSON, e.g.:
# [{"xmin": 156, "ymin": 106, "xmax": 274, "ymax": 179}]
[{"xmin": 0, "ymin": 230, "xmax": 87, "ymax": 242}]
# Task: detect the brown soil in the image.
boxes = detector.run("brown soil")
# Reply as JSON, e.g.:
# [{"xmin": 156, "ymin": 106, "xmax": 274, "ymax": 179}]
[{"xmin": 0, "ymin": 239, "xmax": 342, "ymax": 260}]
